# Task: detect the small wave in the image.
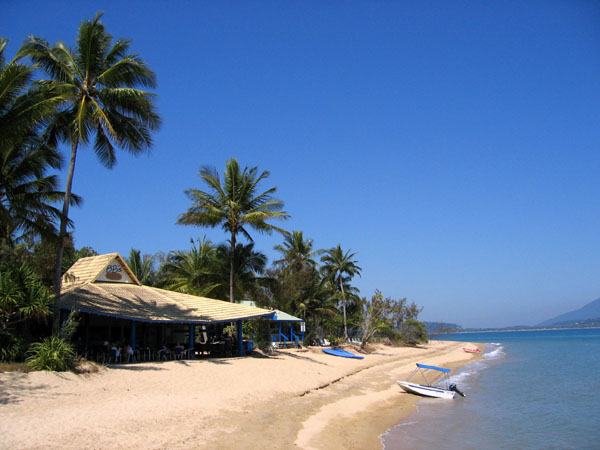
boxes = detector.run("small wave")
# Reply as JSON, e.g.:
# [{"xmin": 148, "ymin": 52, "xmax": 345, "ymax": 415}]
[
  {"xmin": 448, "ymin": 345, "xmax": 505, "ymax": 387},
  {"xmin": 381, "ymin": 420, "xmax": 421, "ymax": 450},
  {"xmin": 484, "ymin": 345, "xmax": 505, "ymax": 361}
]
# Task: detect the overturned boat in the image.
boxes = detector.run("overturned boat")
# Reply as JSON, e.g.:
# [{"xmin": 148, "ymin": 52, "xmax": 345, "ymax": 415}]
[{"xmin": 397, "ymin": 363, "xmax": 466, "ymax": 399}]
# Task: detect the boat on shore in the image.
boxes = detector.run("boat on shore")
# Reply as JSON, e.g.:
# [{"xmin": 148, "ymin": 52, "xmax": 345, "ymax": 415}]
[
  {"xmin": 322, "ymin": 348, "xmax": 364, "ymax": 359},
  {"xmin": 463, "ymin": 347, "xmax": 482, "ymax": 353},
  {"xmin": 397, "ymin": 363, "xmax": 466, "ymax": 399}
]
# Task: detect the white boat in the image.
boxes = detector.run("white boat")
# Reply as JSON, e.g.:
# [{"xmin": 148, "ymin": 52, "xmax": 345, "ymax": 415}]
[{"xmin": 397, "ymin": 363, "xmax": 466, "ymax": 399}]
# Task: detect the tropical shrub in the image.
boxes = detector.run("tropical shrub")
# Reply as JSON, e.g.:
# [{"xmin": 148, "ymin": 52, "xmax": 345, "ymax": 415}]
[
  {"xmin": 328, "ymin": 335, "xmax": 341, "ymax": 347},
  {"xmin": 400, "ymin": 319, "xmax": 429, "ymax": 346},
  {"xmin": 0, "ymin": 263, "xmax": 50, "ymax": 361},
  {"xmin": 26, "ymin": 335, "xmax": 75, "ymax": 371},
  {"xmin": 245, "ymin": 318, "xmax": 273, "ymax": 353},
  {"xmin": 0, "ymin": 331, "xmax": 24, "ymax": 362}
]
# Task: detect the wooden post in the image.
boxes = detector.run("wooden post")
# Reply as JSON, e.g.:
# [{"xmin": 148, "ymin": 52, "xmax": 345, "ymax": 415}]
[
  {"xmin": 237, "ymin": 320, "xmax": 243, "ymax": 357},
  {"xmin": 130, "ymin": 321, "xmax": 136, "ymax": 350},
  {"xmin": 59, "ymin": 309, "xmax": 68, "ymax": 327},
  {"xmin": 84, "ymin": 313, "xmax": 89, "ymax": 350},
  {"xmin": 189, "ymin": 324, "xmax": 195, "ymax": 359}
]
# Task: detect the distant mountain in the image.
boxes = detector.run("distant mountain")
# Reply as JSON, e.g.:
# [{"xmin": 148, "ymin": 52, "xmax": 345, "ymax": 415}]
[
  {"xmin": 537, "ymin": 297, "xmax": 600, "ymax": 327},
  {"xmin": 424, "ymin": 321, "xmax": 463, "ymax": 334}
]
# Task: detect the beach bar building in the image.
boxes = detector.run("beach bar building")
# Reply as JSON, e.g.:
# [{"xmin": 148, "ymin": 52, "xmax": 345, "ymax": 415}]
[
  {"xmin": 240, "ymin": 301, "xmax": 305, "ymax": 348},
  {"xmin": 58, "ymin": 253, "xmax": 275, "ymax": 358},
  {"xmin": 270, "ymin": 309, "xmax": 305, "ymax": 348}
]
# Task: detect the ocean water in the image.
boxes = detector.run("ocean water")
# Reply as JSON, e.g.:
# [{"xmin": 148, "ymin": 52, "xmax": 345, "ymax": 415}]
[{"xmin": 381, "ymin": 328, "xmax": 600, "ymax": 450}]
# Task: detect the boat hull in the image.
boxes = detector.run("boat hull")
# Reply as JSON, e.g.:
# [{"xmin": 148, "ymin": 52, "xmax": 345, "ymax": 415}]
[
  {"xmin": 397, "ymin": 381, "xmax": 456, "ymax": 399},
  {"xmin": 462, "ymin": 347, "xmax": 481, "ymax": 354}
]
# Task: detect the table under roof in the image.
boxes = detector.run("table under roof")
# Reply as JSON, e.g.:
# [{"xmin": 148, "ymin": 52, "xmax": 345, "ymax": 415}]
[{"xmin": 58, "ymin": 253, "xmax": 275, "ymax": 356}]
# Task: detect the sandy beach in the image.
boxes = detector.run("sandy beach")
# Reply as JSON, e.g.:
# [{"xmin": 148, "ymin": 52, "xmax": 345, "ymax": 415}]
[{"xmin": 0, "ymin": 340, "xmax": 479, "ymax": 450}]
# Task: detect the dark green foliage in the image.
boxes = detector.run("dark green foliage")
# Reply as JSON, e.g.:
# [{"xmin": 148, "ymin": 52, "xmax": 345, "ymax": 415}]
[
  {"xmin": 18, "ymin": 238, "xmax": 96, "ymax": 289},
  {"xmin": 0, "ymin": 331, "xmax": 24, "ymax": 362},
  {"xmin": 0, "ymin": 264, "xmax": 50, "ymax": 330},
  {"xmin": 400, "ymin": 319, "xmax": 429, "ymax": 346},
  {"xmin": 26, "ymin": 335, "xmax": 75, "ymax": 371},
  {"xmin": 0, "ymin": 38, "xmax": 75, "ymax": 248},
  {"xmin": 0, "ymin": 263, "xmax": 51, "ymax": 361},
  {"xmin": 18, "ymin": 12, "xmax": 160, "ymax": 330},
  {"xmin": 245, "ymin": 318, "xmax": 274, "ymax": 353},
  {"xmin": 60, "ymin": 309, "xmax": 79, "ymax": 342},
  {"xmin": 125, "ymin": 248, "xmax": 157, "ymax": 286},
  {"xmin": 177, "ymin": 158, "xmax": 289, "ymax": 302},
  {"xmin": 359, "ymin": 290, "xmax": 428, "ymax": 348},
  {"xmin": 214, "ymin": 242, "xmax": 269, "ymax": 302},
  {"xmin": 320, "ymin": 245, "xmax": 362, "ymax": 341},
  {"xmin": 158, "ymin": 237, "xmax": 222, "ymax": 296}
]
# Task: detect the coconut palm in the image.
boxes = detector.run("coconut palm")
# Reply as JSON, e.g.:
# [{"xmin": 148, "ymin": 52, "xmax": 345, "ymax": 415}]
[
  {"xmin": 320, "ymin": 245, "xmax": 362, "ymax": 341},
  {"xmin": 18, "ymin": 13, "xmax": 161, "ymax": 331},
  {"xmin": 125, "ymin": 249, "xmax": 156, "ymax": 286},
  {"xmin": 159, "ymin": 237, "xmax": 222, "ymax": 297},
  {"xmin": 0, "ymin": 38, "xmax": 63, "ymax": 153},
  {"xmin": 0, "ymin": 38, "xmax": 77, "ymax": 247},
  {"xmin": 214, "ymin": 242, "xmax": 268, "ymax": 302},
  {"xmin": 273, "ymin": 230, "xmax": 321, "ymax": 271},
  {"xmin": 177, "ymin": 158, "xmax": 289, "ymax": 302},
  {"xmin": 0, "ymin": 136, "xmax": 78, "ymax": 248}
]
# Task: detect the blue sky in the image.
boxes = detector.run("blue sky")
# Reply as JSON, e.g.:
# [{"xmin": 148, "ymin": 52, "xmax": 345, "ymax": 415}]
[{"xmin": 3, "ymin": 1, "xmax": 600, "ymax": 327}]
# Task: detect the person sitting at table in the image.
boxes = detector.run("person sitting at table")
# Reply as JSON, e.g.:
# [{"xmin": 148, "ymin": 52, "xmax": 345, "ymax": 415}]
[
  {"xmin": 110, "ymin": 342, "xmax": 121, "ymax": 363},
  {"xmin": 174, "ymin": 343, "xmax": 184, "ymax": 359},
  {"xmin": 124, "ymin": 343, "xmax": 136, "ymax": 363},
  {"xmin": 224, "ymin": 333, "xmax": 233, "ymax": 357},
  {"xmin": 158, "ymin": 343, "xmax": 170, "ymax": 361}
]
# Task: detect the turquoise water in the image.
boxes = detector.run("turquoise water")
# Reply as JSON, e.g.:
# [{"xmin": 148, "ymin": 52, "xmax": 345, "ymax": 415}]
[{"xmin": 381, "ymin": 329, "xmax": 600, "ymax": 449}]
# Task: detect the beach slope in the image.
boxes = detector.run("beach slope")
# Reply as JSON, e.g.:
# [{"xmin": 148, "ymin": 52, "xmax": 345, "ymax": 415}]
[{"xmin": 0, "ymin": 340, "xmax": 477, "ymax": 449}]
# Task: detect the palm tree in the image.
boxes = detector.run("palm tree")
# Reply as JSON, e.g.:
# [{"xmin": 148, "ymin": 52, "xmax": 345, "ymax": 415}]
[
  {"xmin": 273, "ymin": 230, "xmax": 321, "ymax": 271},
  {"xmin": 0, "ymin": 38, "xmax": 76, "ymax": 247},
  {"xmin": 18, "ymin": 13, "xmax": 161, "ymax": 331},
  {"xmin": 177, "ymin": 158, "xmax": 289, "ymax": 302},
  {"xmin": 125, "ymin": 249, "xmax": 156, "ymax": 286},
  {"xmin": 158, "ymin": 237, "xmax": 222, "ymax": 297},
  {"xmin": 0, "ymin": 136, "xmax": 79, "ymax": 248},
  {"xmin": 321, "ymin": 245, "xmax": 362, "ymax": 341},
  {"xmin": 214, "ymin": 242, "xmax": 268, "ymax": 302}
]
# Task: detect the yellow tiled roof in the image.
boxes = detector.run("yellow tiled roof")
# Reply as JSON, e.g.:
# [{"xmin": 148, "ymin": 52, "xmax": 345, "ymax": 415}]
[{"xmin": 58, "ymin": 253, "xmax": 274, "ymax": 323}]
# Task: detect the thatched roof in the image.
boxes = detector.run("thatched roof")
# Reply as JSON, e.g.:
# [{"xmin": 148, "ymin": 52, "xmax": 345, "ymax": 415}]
[
  {"xmin": 59, "ymin": 253, "xmax": 274, "ymax": 324},
  {"xmin": 61, "ymin": 253, "xmax": 141, "ymax": 291}
]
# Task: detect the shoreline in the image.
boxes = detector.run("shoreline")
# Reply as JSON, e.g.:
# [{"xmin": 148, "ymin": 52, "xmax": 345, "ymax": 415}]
[
  {"xmin": 0, "ymin": 341, "xmax": 480, "ymax": 449},
  {"xmin": 442, "ymin": 326, "xmax": 600, "ymax": 334}
]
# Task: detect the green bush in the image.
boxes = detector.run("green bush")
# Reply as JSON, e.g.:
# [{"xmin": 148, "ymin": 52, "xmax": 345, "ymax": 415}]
[
  {"xmin": 26, "ymin": 336, "xmax": 75, "ymax": 371},
  {"xmin": 0, "ymin": 331, "xmax": 24, "ymax": 362},
  {"xmin": 400, "ymin": 319, "xmax": 429, "ymax": 346},
  {"xmin": 246, "ymin": 318, "xmax": 272, "ymax": 353},
  {"xmin": 328, "ymin": 335, "xmax": 341, "ymax": 347}
]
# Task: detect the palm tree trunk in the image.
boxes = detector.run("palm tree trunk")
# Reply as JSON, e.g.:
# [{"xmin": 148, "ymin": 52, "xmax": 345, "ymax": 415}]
[
  {"xmin": 52, "ymin": 138, "xmax": 78, "ymax": 333},
  {"xmin": 229, "ymin": 231, "xmax": 236, "ymax": 302},
  {"xmin": 340, "ymin": 279, "xmax": 348, "ymax": 342}
]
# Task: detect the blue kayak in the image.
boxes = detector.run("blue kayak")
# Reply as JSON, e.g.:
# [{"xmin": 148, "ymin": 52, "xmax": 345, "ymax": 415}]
[{"xmin": 322, "ymin": 348, "xmax": 364, "ymax": 359}]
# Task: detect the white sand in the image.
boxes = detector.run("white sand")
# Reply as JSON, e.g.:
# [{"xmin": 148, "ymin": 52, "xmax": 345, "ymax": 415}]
[{"xmin": 0, "ymin": 340, "xmax": 479, "ymax": 449}]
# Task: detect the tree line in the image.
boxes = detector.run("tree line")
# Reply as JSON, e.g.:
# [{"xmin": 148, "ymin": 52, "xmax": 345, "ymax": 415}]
[{"xmin": 0, "ymin": 13, "xmax": 427, "ymax": 369}]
